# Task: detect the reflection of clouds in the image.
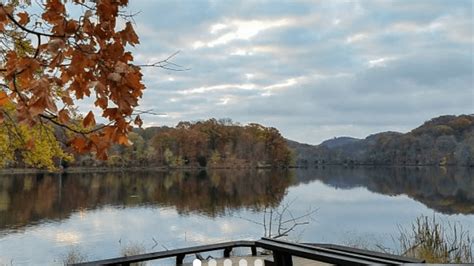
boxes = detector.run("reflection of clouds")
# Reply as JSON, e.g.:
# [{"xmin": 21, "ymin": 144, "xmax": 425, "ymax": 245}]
[
  {"xmin": 219, "ymin": 221, "xmax": 239, "ymax": 234},
  {"xmin": 159, "ymin": 208, "xmax": 179, "ymax": 218},
  {"xmin": 289, "ymin": 180, "xmax": 407, "ymax": 203},
  {"xmin": 55, "ymin": 231, "xmax": 82, "ymax": 245}
]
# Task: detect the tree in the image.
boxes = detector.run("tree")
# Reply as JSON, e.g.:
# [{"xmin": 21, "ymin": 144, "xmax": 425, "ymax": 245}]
[{"xmin": 0, "ymin": 0, "xmax": 153, "ymax": 162}]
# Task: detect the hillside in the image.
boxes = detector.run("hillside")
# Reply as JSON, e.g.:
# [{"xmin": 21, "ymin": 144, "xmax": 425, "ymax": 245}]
[
  {"xmin": 289, "ymin": 115, "xmax": 474, "ymax": 167},
  {"xmin": 73, "ymin": 119, "xmax": 293, "ymax": 168}
]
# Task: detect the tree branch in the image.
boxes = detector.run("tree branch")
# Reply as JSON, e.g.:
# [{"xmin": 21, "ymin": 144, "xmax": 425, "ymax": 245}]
[{"xmin": 0, "ymin": 4, "xmax": 65, "ymax": 38}]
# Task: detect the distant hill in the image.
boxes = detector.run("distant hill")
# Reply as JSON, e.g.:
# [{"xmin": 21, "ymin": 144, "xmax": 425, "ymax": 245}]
[
  {"xmin": 288, "ymin": 114, "xmax": 474, "ymax": 167},
  {"xmin": 320, "ymin": 137, "xmax": 360, "ymax": 148}
]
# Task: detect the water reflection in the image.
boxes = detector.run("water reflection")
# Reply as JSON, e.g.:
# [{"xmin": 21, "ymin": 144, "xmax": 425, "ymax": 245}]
[
  {"xmin": 0, "ymin": 169, "xmax": 294, "ymax": 232},
  {"xmin": 0, "ymin": 167, "xmax": 473, "ymax": 234},
  {"xmin": 0, "ymin": 167, "xmax": 473, "ymax": 265},
  {"xmin": 296, "ymin": 166, "xmax": 474, "ymax": 215}
]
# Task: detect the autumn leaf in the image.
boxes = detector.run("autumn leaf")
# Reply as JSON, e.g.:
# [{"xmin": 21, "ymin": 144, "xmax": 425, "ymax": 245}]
[
  {"xmin": 83, "ymin": 111, "xmax": 96, "ymax": 128},
  {"xmin": 29, "ymin": 97, "xmax": 47, "ymax": 117},
  {"xmin": 134, "ymin": 115, "xmax": 143, "ymax": 127},
  {"xmin": 1, "ymin": 0, "xmax": 150, "ymax": 163},
  {"xmin": 71, "ymin": 136, "xmax": 88, "ymax": 153},
  {"xmin": 58, "ymin": 109, "xmax": 69, "ymax": 124},
  {"xmin": 117, "ymin": 134, "xmax": 130, "ymax": 146},
  {"xmin": 65, "ymin": 20, "xmax": 78, "ymax": 34},
  {"xmin": 0, "ymin": 91, "xmax": 10, "ymax": 106},
  {"xmin": 95, "ymin": 97, "xmax": 108, "ymax": 109},
  {"xmin": 17, "ymin": 12, "xmax": 29, "ymax": 25},
  {"xmin": 120, "ymin": 22, "xmax": 139, "ymax": 46}
]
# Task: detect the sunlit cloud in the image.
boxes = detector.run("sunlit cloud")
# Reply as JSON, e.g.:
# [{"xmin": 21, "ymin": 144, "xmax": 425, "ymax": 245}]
[
  {"xmin": 178, "ymin": 83, "xmax": 257, "ymax": 95},
  {"xmin": 193, "ymin": 19, "xmax": 290, "ymax": 48},
  {"xmin": 367, "ymin": 57, "xmax": 397, "ymax": 68},
  {"xmin": 346, "ymin": 33, "xmax": 368, "ymax": 44}
]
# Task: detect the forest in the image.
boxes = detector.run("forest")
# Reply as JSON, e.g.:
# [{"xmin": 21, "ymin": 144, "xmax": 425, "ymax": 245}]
[
  {"xmin": 290, "ymin": 114, "xmax": 474, "ymax": 167},
  {"xmin": 0, "ymin": 118, "xmax": 292, "ymax": 169}
]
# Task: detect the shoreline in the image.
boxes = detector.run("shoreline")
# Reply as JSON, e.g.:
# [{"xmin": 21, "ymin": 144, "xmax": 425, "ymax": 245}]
[{"xmin": 0, "ymin": 164, "xmax": 471, "ymax": 175}]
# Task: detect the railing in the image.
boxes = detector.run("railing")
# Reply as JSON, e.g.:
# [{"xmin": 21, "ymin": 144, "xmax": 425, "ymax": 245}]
[{"xmin": 72, "ymin": 237, "xmax": 424, "ymax": 266}]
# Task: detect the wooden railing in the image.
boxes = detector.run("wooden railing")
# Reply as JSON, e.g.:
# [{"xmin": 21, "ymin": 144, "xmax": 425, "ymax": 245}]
[{"xmin": 73, "ymin": 237, "xmax": 424, "ymax": 266}]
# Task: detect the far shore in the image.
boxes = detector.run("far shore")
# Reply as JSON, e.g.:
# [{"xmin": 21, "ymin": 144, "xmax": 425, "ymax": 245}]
[{"xmin": 0, "ymin": 164, "xmax": 471, "ymax": 175}]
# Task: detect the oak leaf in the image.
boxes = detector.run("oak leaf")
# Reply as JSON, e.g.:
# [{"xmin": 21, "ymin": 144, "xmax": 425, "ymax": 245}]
[
  {"xmin": 0, "ymin": 91, "xmax": 9, "ymax": 106},
  {"xmin": 17, "ymin": 12, "xmax": 29, "ymax": 25},
  {"xmin": 58, "ymin": 109, "xmax": 69, "ymax": 124},
  {"xmin": 120, "ymin": 22, "xmax": 139, "ymax": 46},
  {"xmin": 71, "ymin": 137, "xmax": 88, "ymax": 153},
  {"xmin": 83, "ymin": 111, "xmax": 96, "ymax": 128}
]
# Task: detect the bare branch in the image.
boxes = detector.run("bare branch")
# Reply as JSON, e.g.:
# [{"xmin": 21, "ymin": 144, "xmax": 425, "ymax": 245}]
[{"xmin": 0, "ymin": 4, "xmax": 65, "ymax": 38}]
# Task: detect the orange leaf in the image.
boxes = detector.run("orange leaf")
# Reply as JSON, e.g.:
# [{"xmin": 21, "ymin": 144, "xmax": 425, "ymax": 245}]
[
  {"xmin": 65, "ymin": 20, "xmax": 78, "ymax": 34},
  {"xmin": 0, "ymin": 91, "xmax": 10, "ymax": 106},
  {"xmin": 17, "ymin": 12, "xmax": 29, "ymax": 26},
  {"xmin": 95, "ymin": 97, "xmax": 108, "ymax": 109},
  {"xmin": 26, "ymin": 138, "xmax": 35, "ymax": 150},
  {"xmin": 71, "ymin": 136, "xmax": 88, "ymax": 153},
  {"xmin": 58, "ymin": 109, "xmax": 70, "ymax": 124},
  {"xmin": 121, "ymin": 22, "xmax": 139, "ymax": 46},
  {"xmin": 117, "ymin": 134, "xmax": 130, "ymax": 145},
  {"xmin": 61, "ymin": 95, "xmax": 74, "ymax": 105},
  {"xmin": 83, "ymin": 111, "xmax": 96, "ymax": 128},
  {"xmin": 29, "ymin": 97, "xmax": 47, "ymax": 117}
]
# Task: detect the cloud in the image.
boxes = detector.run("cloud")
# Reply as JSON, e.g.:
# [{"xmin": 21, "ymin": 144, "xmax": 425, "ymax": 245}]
[{"xmin": 126, "ymin": 0, "xmax": 473, "ymax": 144}]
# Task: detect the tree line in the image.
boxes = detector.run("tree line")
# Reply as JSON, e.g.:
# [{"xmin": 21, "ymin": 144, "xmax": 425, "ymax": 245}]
[
  {"xmin": 290, "ymin": 114, "xmax": 474, "ymax": 167},
  {"xmin": 75, "ymin": 118, "xmax": 293, "ymax": 168}
]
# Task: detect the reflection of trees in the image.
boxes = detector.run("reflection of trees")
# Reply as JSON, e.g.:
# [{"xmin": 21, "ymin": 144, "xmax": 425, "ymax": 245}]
[
  {"xmin": 0, "ymin": 170, "xmax": 295, "ymax": 232},
  {"xmin": 297, "ymin": 166, "xmax": 474, "ymax": 215}
]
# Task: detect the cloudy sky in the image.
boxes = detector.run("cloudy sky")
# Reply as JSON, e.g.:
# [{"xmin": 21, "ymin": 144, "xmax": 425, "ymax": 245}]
[{"xmin": 123, "ymin": 0, "xmax": 472, "ymax": 145}]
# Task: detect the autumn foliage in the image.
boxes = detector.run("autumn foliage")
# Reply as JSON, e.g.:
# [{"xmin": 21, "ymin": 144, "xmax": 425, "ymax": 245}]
[
  {"xmin": 0, "ymin": 0, "xmax": 145, "ymax": 161},
  {"xmin": 66, "ymin": 119, "xmax": 293, "ymax": 168}
]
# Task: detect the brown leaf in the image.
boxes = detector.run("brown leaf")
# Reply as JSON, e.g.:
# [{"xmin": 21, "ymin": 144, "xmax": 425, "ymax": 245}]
[
  {"xmin": 61, "ymin": 95, "xmax": 74, "ymax": 105},
  {"xmin": 83, "ymin": 111, "xmax": 96, "ymax": 128},
  {"xmin": 71, "ymin": 136, "xmax": 88, "ymax": 153},
  {"xmin": 65, "ymin": 20, "xmax": 78, "ymax": 34},
  {"xmin": 29, "ymin": 97, "xmax": 47, "ymax": 117},
  {"xmin": 0, "ymin": 91, "xmax": 10, "ymax": 106},
  {"xmin": 121, "ymin": 22, "xmax": 140, "ymax": 46},
  {"xmin": 95, "ymin": 97, "xmax": 108, "ymax": 109},
  {"xmin": 117, "ymin": 134, "xmax": 130, "ymax": 146},
  {"xmin": 58, "ymin": 109, "xmax": 70, "ymax": 124},
  {"xmin": 134, "ymin": 115, "xmax": 143, "ymax": 127},
  {"xmin": 17, "ymin": 12, "xmax": 29, "ymax": 26}
]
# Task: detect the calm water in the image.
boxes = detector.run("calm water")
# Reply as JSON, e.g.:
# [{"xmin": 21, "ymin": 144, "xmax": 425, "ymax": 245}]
[{"xmin": 0, "ymin": 167, "xmax": 473, "ymax": 265}]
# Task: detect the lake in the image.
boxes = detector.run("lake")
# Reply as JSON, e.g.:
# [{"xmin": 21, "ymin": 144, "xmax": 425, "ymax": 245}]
[{"xmin": 0, "ymin": 167, "xmax": 473, "ymax": 265}]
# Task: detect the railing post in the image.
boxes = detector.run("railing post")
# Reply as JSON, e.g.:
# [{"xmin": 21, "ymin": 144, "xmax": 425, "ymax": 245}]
[
  {"xmin": 223, "ymin": 247, "xmax": 232, "ymax": 258},
  {"xmin": 176, "ymin": 254, "xmax": 185, "ymax": 265},
  {"xmin": 251, "ymin": 246, "xmax": 257, "ymax": 256},
  {"xmin": 273, "ymin": 251, "xmax": 293, "ymax": 266}
]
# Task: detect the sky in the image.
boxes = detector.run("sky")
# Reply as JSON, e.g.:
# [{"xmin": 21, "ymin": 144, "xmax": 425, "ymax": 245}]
[{"xmin": 121, "ymin": 0, "xmax": 472, "ymax": 145}]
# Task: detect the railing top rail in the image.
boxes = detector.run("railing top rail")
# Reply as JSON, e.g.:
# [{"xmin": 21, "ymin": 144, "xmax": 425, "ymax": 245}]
[
  {"xmin": 73, "ymin": 240, "xmax": 255, "ymax": 265},
  {"xmin": 309, "ymin": 243, "xmax": 424, "ymax": 263},
  {"xmin": 257, "ymin": 238, "xmax": 401, "ymax": 265},
  {"xmin": 73, "ymin": 238, "xmax": 425, "ymax": 266}
]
